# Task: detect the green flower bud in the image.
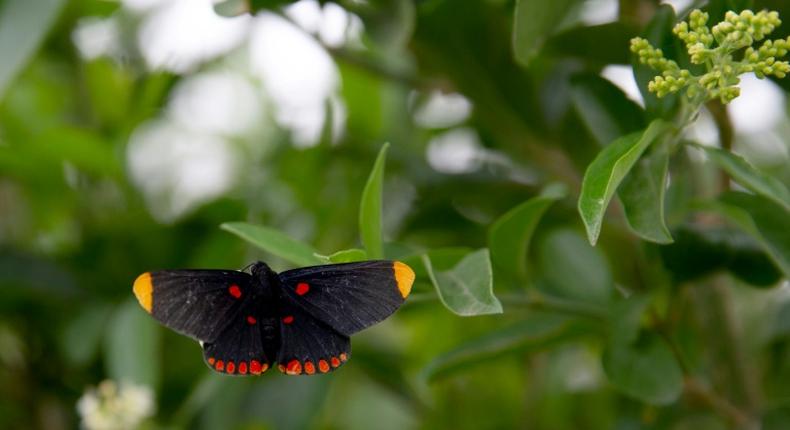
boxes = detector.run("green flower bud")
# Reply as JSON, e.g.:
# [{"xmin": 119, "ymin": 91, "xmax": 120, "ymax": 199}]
[{"xmin": 631, "ymin": 8, "xmax": 790, "ymax": 103}]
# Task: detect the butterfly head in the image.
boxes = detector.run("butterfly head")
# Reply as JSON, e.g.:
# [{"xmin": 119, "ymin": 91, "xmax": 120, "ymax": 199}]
[{"xmin": 250, "ymin": 261, "xmax": 278, "ymax": 286}]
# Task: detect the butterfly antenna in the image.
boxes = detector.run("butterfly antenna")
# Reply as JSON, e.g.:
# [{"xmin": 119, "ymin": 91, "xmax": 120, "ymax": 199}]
[{"xmin": 240, "ymin": 262, "xmax": 255, "ymax": 273}]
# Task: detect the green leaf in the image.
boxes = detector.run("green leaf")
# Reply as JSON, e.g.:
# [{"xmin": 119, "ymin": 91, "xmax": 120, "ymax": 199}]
[
  {"xmin": 546, "ymin": 22, "xmax": 639, "ymax": 66},
  {"xmin": 659, "ymin": 224, "xmax": 781, "ymax": 286},
  {"xmin": 713, "ymin": 192, "xmax": 790, "ymax": 277},
  {"xmin": 578, "ymin": 120, "xmax": 671, "ymax": 245},
  {"xmin": 61, "ymin": 304, "xmax": 111, "ymax": 366},
  {"xmin": 0, "ymin": 0, "xmax": 65, "ymax": 100},
  {"xmin": 570, "ymin": 74, "xmax": 646, "ymax": 145},
  {"xmin": 659, "ymin": 226, "xmax": 736, "ymax": 283},
  {"xmin": 488, "ymin": 186, "xmax": 566, "ymax": 280},
  {"xmin": 537, "ymin": 229, "xmax": 613, "ymax": 304},
  {"xmin": 608, "ymin": 295, "xmax": 650, "ymax": 346},
  {"xmin": 602, "ymin": 334, "xmax": 684, "ymax": 405},
  {"xmin": 314, "ymin": 248, "xmax": 368, "ymax": 264},
  {"xmin": 104, "ymin": 301, "xmax": 160, "ymax": 387},
  {"xmin": 694, "ymin": 144, "xmax": 790, "ymax": 212},
  {"xmin": 422, "ymin": 249, "xmax": 503, "ymax": 316},
  {"xmin": 220, "ymin": 222, "xmax": 323, "ymax": 267},
  {"xmin": 213, "ymin": 0, "xmax": 249, "ymax": 17},
  {"xmin": 213, "ymin": 0, "xmax": 294, "ymax": 16},
  {"xmin": 422, "ymin": 314, "xmax": 584, "ymax": 381},
  {"xmin": 618, "ymin": 147, "xmax": 673, "ymax": 243},
  {"xmin": 512, "ymin": 0, "xmax": 581, "ymax": 66},
  {"xmin": 360, "ymin": 143, "xmax": 390, "ymax": 259}
]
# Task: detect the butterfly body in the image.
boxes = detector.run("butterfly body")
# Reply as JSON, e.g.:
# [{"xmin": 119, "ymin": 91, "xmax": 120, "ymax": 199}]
[{"xmin": 133, "ymin": 260, "xmax": 414, "ymax": 376}]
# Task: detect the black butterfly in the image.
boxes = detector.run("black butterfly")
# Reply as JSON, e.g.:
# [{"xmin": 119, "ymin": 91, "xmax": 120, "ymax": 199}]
[{"xmin": 133, "ymin": 260, "xmax": 414, "ymax": 375}]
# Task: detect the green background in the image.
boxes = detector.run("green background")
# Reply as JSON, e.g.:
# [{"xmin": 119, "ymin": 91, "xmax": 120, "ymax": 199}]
[{"xmin": 1, "ymin": 0, "xmax": 790, "ymax": 429}]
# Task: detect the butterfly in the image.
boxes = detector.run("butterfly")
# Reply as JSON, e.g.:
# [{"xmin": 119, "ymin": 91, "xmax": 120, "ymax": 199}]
[{"xmin": 132, "ymin": 260, "xmax": 414, "ymax": 375}]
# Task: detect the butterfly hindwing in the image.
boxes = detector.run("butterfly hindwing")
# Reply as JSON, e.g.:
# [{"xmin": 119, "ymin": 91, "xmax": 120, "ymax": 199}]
[
  {"xmin": 277, "ymin": 261, "xmax": 414, "ymax": 336},
  {"xmin": 277, "ymin": 299, "xmax": 350, "ymax": 375},
  {"xmin": 133, "ymin": 269, "xmax": 254, "ymax": 342},
  {"xmin": 202, "ymin": 298, "xmax": 272, "ymax": 376}
]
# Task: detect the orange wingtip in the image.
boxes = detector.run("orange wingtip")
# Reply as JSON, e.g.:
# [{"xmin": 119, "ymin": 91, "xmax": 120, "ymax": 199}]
[
  {"xmin": 133, "ymin": 272, "xmax": 153, "ymax": 313},
  {"xmin": 393, "ymin": 261, "xmax": 414, "ymax": 299}
]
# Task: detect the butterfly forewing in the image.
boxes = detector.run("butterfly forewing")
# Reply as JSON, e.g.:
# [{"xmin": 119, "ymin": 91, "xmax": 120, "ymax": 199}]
[
  {"xmin": 277, "ymin": 260, "xmax": 414, "ymax": 336},
  {"xmin": 133, "ymin": 269, "xmax": 254, "ymax": 342}
]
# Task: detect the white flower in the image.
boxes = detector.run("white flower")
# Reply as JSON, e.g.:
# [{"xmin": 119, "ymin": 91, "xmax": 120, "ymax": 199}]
[{"xmin": 77, "ymin": 380, "xmax": 155, "ymax": 430}]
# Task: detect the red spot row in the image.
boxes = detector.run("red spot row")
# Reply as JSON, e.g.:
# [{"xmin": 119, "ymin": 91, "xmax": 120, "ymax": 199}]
[
  {"xmin": 207, "ymin": 357, "xmax": 269, "ymax": 375},
  {"xmin": 280, "ymin": 353, "xmax": 349, "ymax": 375},
  {"xmin": 228, "ymin": 284, "xmax": 242, "ymax": 298}
]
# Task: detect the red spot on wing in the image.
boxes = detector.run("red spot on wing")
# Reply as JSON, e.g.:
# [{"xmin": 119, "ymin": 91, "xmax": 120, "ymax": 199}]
[
  {"xmin": 239, "ymin": 362, "xmax": 248, "ymax": 374},
  {"xmin": 340, "ymin": 353, "xmax": 348, "ymax": 362},
  {"xmin": 226, "ymin": 361, "xmax": 236, "ymax": 374},
  {"xmin": 208, "ymin": 357, "xmax": 215, "ymax": 365},
  {"xmin": 318, "ymin": 360, "xmax": 330, "ymax": 373},
  {"xmin": 250, "ymin": 360, "xmax": 262, "ymax": 375},
  {"xmin": 228, "ymin": 284, "xmax": 242, "ymax": 298},
  {"xmin": 246, "ymin": 315, "xmax": 257, "ymax": 325},
  {"xmin": 295, "ymin": 282, "xmax": 310, "ymax": 295},
  {"xmin": 285, "ymin": 360, "xmax": 302, "ymax": 375},
  {"xmin": 215, "ymin": 360, "xmax": 225, "ymax": 371},
  {"xmin": 261, "ymin": 363, "xmax": 269, "ymax": 373},
  {"xmin": 330, "ymin": 357, "xmax": 340, "ymax": 368},
  {"xmin": 304, "ymin": 361, "xmax": 315, "ymax": 375},
  {"xmin": 282, "ymin": 315, "xmax": 294, "ymax": 324},
  {"xmin": 278, "ymin": 364, "xmax": 286, "ymax": 373}
]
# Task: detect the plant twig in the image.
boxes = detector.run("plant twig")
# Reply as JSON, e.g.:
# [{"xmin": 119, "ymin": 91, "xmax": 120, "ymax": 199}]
[
  {"xmin": 650, "ymin": 303, "xmax": 757, "ymax": 428},
  {"xmin": 706, "ymin": 100, "xmax": 735, "ymax": 188},
  {"xmin": 684, "ymin": 378, "xmax": 757, "ymax": 429}
]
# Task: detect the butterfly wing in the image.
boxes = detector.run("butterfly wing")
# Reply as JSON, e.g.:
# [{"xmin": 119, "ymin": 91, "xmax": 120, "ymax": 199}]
[
  {"xmin": 276, "ymin": 299, "xmax": 350, "ymax": 375},
  {"xmin": 133, "ymin": 269, "xmax": 254, "ymax": 342},
  {"xmin": 277, "ymin": 260, "xmax": 414, "ymax": 336},
  {"xmin": 202, "ymin": 297, "xmax": 272, "ymax": 376}
]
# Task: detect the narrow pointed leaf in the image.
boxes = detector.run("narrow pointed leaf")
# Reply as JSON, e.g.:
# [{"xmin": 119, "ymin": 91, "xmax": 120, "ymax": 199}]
[
  {"xmin": 489, "ymin": 186, "xmax": 566, "ymax": 279},
  {"xmin": 104, "ymin": 301, "xmax": 160, "ymax": 387},
  {"xmin": 695, "ymin": 144, "xmax": 790, "ymax": 211},
  {"xmin": 221, "ymin": 222, "xmax": 323, "ymax": 266},
  {"xmin": 0, "ymin": 0, "xmax": 65, "ymax": 100},
  {"xmin": 314, "ymin": 248, "xmax": 368, "ymax": 264},
  {"xmin": 579, "ymin": 120, "xmax": 671, "ymax": 245},
  {"xmin": 360, "ymin": 143, "xmax": 390, "ymax": 259},
  {"xmin": 422, "ymin": 314, "xmax": 586, "ymax": 381},
  {"xmin": 513, "ymin": 0, "xmax": 581, "ymax": 66},
  {"xmin": 712, "ymin": 192, "xmax": 790, "ymax": 277}
]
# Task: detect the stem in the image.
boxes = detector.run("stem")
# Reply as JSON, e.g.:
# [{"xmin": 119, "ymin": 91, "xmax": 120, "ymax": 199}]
[
  {"xmin": 685, "ymin": 378, "xmax": 756, "ymax": 429},
  {"xmin": 650, "ymin": 302, "xmax": 758, "ymax": 428},
  {"xmin": 706, "ymin": 100, "xmax": 735, "ymax": 188},
  {"xmin": 708, "ymin": 278, "xmax": 762, "ymax": 419}
]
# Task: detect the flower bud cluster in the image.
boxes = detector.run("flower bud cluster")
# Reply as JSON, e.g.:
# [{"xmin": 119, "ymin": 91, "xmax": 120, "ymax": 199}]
[
  {"xmin": 674, "ymin": 10, "xmax": 714, "ymax": 64},
  {"xmin": 711, "ymin": 10, "xmax": 780, "ymax": 49},
  {"xmin": 631, "ymin": 9, "xmax": 789, "ymax": 104}
]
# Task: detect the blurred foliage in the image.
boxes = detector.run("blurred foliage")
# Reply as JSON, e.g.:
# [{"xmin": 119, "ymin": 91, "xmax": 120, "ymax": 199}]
[{"xmin": 1, "ymin": 0, "xmax": 790, "ymax": 429}]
